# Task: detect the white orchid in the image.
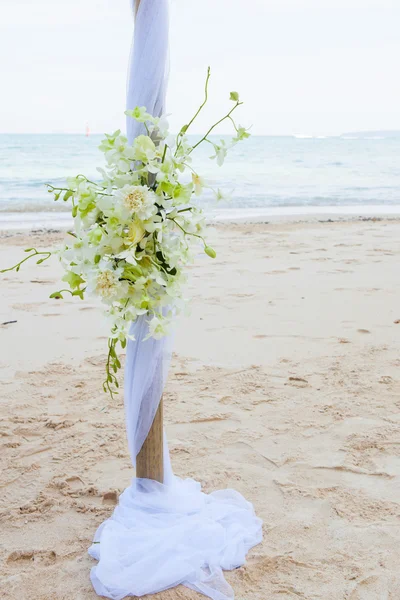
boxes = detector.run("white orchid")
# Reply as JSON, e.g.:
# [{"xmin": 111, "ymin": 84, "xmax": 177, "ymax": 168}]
[
  {"xmin": 215, "ymin": 188, "xmax": 231, "ymax": 202},
  {"xmin": 131, "ymin": 135, "xmax": 157, "ymax": 163},
  {"xmin": 192, "ymin": 173, "xmax": 205, "ymax": 196},
  {"xmin": 125, "ymin": 106, "xmax": 154, "ymax": 123},
  {"xmin": 211, "ymin": 140, "xmax": 230, "ymax": 167},
  {"xmin": 233, "ymin": 125, "xmax": 251, "ymax": 143},
  {"xmin": 146, "ymin": 314, "xmax": 170, "ymax": 340}
]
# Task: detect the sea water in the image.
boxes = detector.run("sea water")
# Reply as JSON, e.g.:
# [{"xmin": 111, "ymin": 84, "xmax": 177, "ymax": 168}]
[{"xmin": 1, "ymin": 134, "xmax": 399, "ymax": 228}]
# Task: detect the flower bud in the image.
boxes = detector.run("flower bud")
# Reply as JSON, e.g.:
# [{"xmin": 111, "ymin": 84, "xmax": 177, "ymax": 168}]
[{"xmin": 204, "ymin": 246, "xmax": 216, "ymax": 258}]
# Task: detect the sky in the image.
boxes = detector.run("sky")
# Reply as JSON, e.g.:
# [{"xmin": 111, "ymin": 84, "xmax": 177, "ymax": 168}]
[{"xmin": 1, "ymin": 0, "xmax": 399, "ymax": 136}]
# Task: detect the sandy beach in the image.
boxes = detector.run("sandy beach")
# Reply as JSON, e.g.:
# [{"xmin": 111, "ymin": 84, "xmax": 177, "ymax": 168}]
[{"xmin": 1, "ymin": 218, "xmax": 400, "ymax": 600}]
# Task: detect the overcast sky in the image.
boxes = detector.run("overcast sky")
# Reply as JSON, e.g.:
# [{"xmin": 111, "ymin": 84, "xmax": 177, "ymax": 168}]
[{"xmin": 1, "ymin": 0, "xmax": 399, "ymax": 135}]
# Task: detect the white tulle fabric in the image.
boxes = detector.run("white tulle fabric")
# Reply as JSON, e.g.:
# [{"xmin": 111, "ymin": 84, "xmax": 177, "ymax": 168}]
[{"xmin": 88, "ymin": 1, "xmax": 262, "ymax": 598}]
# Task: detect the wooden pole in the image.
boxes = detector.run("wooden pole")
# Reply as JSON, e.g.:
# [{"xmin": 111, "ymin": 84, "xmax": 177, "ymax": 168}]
[
  {"xmin": 134, "ymin": 0, "xmax": 164, "ymax": 483},
  {"xmin": 136, "ymin": 397, "xmax": 164, "ymax": 482}
]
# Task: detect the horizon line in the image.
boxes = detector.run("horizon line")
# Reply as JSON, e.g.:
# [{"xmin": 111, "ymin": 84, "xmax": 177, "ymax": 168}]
[{"xmin": 1, "ymin": 130, "xmax": 400, "ymax": 137}]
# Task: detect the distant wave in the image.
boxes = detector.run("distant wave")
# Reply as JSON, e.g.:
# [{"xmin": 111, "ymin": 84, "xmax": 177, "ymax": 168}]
[
  {"xmin": 293, "ymin": 135, "xmax": 329, "ymax": 139},
  {"xmin": 341, "ymin": 135, "xmax": 387, "ymax": 140}
]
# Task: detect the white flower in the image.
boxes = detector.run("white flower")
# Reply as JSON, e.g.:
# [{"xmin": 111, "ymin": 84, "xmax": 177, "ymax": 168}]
[
  {"xmin": 210, "ymin": 140, "xmax": 228, "ymax": 166},
  {"xmin": 152, "ymin": 114, "xmax": 170, "ymax": 138},
  {"xmin": 122, "ymin": 186, "xmax": 147, "ymax": 211},
  {"xmin": 146, "ymin": 315, "xmax": 169, "ymax": 340},
  {"xmin": 233, "ymin": 125, "xmax": 251, "ymax": 143},
  {"xmin": 124, "ymin": 218, "xmax": 146, "ymax": 246},
  {"xmin": 172, "ymin": 183, "xmax": 193, "ymax": 204},
  {"xmin": 215, "ymin": 188, "xmax": 231, "ymax": 202},
  {"xmin": 192, "ymin": 173, "xmax": 205, "ymax": 196},
  {"xmin": 116, "ymin": 184, "xmax": 157, "ymax": 221},
  {"xmin": 131, "ymin": 135, "xmax": 156, "ymax": 162},
  {"xmin": 125, "ymin": 106, "xmax": 154, "ymax": 123},
  {"xmin": 95, "ymin": 269, "xmax": 119, "ymax": 299},
  {"xmin": 143, "ymin": 214, "xmax": 163, "ymax": 233}
]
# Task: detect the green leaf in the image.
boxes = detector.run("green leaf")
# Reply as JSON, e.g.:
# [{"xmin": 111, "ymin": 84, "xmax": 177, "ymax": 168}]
[
  {"xmin": 72, "ymin": 290, "xmax": 84, "ymax": 300},
  {"xmin": 24, "ymin": 248, "xmax": 34, "ymax": 253},
  {"xmin": 94, "ymin": 254, "xmax": 101, "ymax": 265},
  {"xmin": 62, "ymin": 271, "xmax": 85, "ymax": 290},
  {"xmin": 49, "ymin": 292, "xmax": 63, "ymax": 299},
  {"xmin": 36, "ymin": 258, "xmax": 45, "ymax": 264},
  {"xmin": 229, "ymin": 91, "xmax": 239, "ymax": 102}
]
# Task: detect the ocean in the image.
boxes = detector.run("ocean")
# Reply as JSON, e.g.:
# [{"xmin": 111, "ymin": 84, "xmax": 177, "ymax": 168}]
[{"xmin": 1, "ymin": 133, "xmax": 399, "ymax": 228}]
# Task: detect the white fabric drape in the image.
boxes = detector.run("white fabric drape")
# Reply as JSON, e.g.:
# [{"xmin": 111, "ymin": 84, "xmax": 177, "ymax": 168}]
[{"xmin": 88, "ymin": 1, "xmax": 262, "ymax": 598}]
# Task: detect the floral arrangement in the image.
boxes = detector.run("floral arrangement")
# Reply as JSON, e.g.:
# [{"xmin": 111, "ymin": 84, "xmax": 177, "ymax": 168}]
[{"xmin": 2, "ymin": 70, "xmax": 250, "ymax": 397}]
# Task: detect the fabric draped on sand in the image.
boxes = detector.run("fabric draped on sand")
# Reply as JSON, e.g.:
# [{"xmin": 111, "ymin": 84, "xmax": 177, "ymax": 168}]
[{"xmin": 88, "ymin": 1, "xmax": 262, "ymax": 598}]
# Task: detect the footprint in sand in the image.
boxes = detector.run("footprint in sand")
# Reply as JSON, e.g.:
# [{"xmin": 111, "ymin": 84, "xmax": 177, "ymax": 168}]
[
  {"xmin": 287, "ymin": 376, "xmax": 309, "ymax": 388},
  {"xmin": 379, "ymin": 376, "xmax": 393, "ymax": 384},
  {"xmin": 19, "ymin": 493, "xmax": 55, "ymax": 514},
  {"xmin": 11, "ymin": 303, "xmax": 41, "ymax": 312},
  {"xmin": 63, "ymin": 476, "xmax": 97, "ymax": 498},
  {"xmin": 7, "ymin": 550, "xmax": 56, "ymax": 566},
  {"xmin": 218, "ymin": 396, "xmax": 233, "ymax": 405},
  {"xmin": 45, "ymin": 418, "xmax": 75, "ymax": 430},
  {"xmin": 102, "ymin": 491, "xmax": 118, "ymax": 505}
]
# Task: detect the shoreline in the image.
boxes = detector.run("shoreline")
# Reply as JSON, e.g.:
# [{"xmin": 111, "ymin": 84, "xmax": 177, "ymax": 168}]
[{"xmin": 1, "ymin": 204, "xmax": 400, "ymax": 231}]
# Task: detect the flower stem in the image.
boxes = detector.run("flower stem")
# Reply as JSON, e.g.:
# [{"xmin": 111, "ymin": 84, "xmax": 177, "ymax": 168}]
[
  {"xmin": 190, "ymin": 101, "xmax": 243, "ymax": 152},
  {"xmin": 175, "ymin": 66, "xmax": 211, "ymax": 154},
  {"xmin": 0, "ymin": 249, "xmax": 51, "ymax": 274},
  {"xmin": 168, "ymin": 217, "xmax": 206, "ymax": 247}
]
